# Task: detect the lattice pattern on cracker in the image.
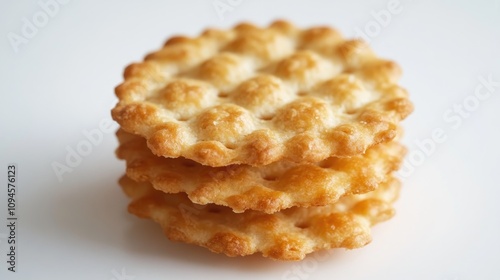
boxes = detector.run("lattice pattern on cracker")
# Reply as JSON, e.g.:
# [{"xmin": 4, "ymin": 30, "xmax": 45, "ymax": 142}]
[
  {"xmin": 112, "ymin": 20, "xmax": 413, "ymax": 167},
  {"xmin": 120, "ymin": 175, "xmax": 400, "ymax": 261},
  {"xmin": 116, "ymin": 129, "xmax": 405, "ymax": 213}
]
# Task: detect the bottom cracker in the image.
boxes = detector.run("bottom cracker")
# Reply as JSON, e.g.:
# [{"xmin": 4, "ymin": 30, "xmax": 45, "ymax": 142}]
[{"xmin": 119, "ymin": 175, "xmax": 400, "ymax": 261}]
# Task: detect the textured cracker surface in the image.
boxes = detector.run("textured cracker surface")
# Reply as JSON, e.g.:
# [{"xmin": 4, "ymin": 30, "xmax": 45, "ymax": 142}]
[
  {"xmin": 120, "ymin": 175, "xmax": 400, "ymax": 261},
  {"xmin": 116, "ymin": 129, "xmax": 405, "ymax": 213},
  {"xmin": 112, "ymin": 20, "xmax": 413, "ymax": 167}
]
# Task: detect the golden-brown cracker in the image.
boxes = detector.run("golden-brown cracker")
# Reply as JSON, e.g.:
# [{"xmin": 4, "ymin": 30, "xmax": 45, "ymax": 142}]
[
  {"xmin": 119, "ymin": 175, "xmax": 401, "ymax": 261},
  {"xmin": 112, "ymin": 20, "xmax": 413, "ymax": 167},
  {"xmin": 116, "ymin": 129, "xmax": 406, "ymax": 213}
]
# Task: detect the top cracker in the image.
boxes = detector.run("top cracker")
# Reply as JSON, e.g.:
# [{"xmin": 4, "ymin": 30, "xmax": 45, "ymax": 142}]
[{"xmin": 112, "ymin": 20, "xmax": 413, "ymax": 167}]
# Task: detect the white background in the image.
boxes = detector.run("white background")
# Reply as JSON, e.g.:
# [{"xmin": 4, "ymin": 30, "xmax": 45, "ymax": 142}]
[{"xmin": 1, "ymin": 0, "xmax": 500, "ymax": 279}]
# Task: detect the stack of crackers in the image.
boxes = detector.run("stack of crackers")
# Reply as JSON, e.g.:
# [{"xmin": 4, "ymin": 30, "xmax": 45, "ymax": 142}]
[{"xmin": 111, "ymin": 21, "xmax": 413, "ymax": 261}]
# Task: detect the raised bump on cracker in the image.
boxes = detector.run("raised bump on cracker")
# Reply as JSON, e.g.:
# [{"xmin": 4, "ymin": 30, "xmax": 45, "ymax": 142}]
[
  {"xmin": 116, "ymin": 129, "xmax": 406, "ymax": 213},
  {"xmin": 120, "ymin": 175, "xmax": 401, "ymax": 261},
  {"xmin": 112, "ymin": 20, "xmax": 413, "ymax": 167}
]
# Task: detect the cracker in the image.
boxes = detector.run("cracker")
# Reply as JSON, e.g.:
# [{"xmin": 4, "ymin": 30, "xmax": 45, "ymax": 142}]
[
  {"xmin": 112, "ymin": 20, "xmax": 413, "ymax": 167},
  {"xmin": 120, "ymin": 175, "xmax": 400, "ymax": 261},
  {"xmin": 116, "ymin": 129, "xmax": 406, "ymax": 213}
]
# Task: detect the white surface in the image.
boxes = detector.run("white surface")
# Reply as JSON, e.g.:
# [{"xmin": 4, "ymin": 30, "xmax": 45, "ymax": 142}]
[{"xmin": 1, "ymin": 0, "xmax": 500, "ymax": 279}]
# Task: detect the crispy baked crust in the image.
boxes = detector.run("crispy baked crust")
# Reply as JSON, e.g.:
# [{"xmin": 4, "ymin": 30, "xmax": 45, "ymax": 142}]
[
  {"xmin": 116, "ymin": 129, "xmax": 406, "ymax": 213},
  {"xmin": 112, "ymin": 20, "xmax": 413, "ymax": 167},
  {"xmin": 120, "ymin": 175, "xmax": 400, "ymax": 261}
]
